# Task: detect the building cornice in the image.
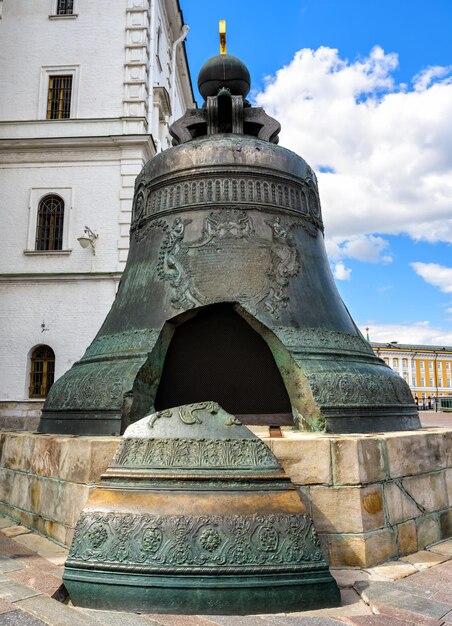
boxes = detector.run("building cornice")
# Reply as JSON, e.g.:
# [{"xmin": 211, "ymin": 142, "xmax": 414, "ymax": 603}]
[
  {"xmin": 0, "ymin": 272, "xmax": 122, "ymax": 284},
  {"xmin": 0, "ymin": 133, "xmax": 155, "ymax": 155}
]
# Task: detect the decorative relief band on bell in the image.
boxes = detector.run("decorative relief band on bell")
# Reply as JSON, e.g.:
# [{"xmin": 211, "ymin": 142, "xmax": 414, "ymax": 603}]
[
  {"xmin": 44, "ymin": 359, "xmax": 141, "ymax": 411},
  {"xmin": 131, "ymin": 174, "xmax": 323, "ymax": 236},
  {"xmin": 84, "ymin": 329, "xmax": 161, "ymax": 360},
  {"xmin": 67, "ymin": 512, "xmax": 325, "ymax": 572},
  {"xmin": 112, "ymin": 437, "xmax": 280, "ymax": 469},
  {"xmin": 306, "ymin": 370, "xmax": 416, "ymax": 406},
  {"xmin": 272, "ymin": 327, "xmax": 375, "ymax": 356}
]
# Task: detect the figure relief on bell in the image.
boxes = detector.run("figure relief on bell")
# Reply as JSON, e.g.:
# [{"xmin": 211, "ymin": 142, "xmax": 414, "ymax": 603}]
[{"xmin": 154, "ymin": 211, "xmax": 301, "ymax": 318}]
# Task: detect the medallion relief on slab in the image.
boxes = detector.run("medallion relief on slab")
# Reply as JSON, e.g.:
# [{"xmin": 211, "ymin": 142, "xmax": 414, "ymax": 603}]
[
  {"xmin": 68, "ymin": 512, "xmax": 324, "ymax": 571},
  {"xmin": 152, "ymin": 210, "xmax": 300, "ymax": 318}
]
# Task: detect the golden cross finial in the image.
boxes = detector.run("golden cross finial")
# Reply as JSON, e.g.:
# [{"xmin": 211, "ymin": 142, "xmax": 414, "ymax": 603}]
[{"xmin": 219, "ymin": 20, "xmax": 227, "ymax": 54}]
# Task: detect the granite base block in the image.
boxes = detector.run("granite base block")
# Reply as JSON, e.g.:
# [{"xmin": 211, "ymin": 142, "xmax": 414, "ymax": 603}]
[{"xmin": 0, "ymin": 429, "xmax": 450, "ymax": 567}]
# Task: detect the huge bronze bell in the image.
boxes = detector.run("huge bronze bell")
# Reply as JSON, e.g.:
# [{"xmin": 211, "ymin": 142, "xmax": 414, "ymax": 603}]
[{"xmin": 39, "ymin": 45, "xmax": 420, "ymax": 436}]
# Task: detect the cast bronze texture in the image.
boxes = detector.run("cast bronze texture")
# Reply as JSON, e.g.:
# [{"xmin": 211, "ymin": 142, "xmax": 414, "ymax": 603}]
[
  {"xmin": 63, "ymin": 403, "xmax": 340, "ymax": 614},
  {"xmin": 39, "ymin": 51, "xmax": 420, "ymax": 435}
]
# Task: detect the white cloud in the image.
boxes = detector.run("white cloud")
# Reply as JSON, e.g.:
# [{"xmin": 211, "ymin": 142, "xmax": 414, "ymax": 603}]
[
  {"xmin": 413, "ymin": 65, "xmax": 452, "ymax": 91},
  {"xmin": 377, "ymin": 285, "xmax": 394, "ymax": 293},
  {"xmin": 411, "ymin": 262, "xmax": 452, "ymax": 293},
  {"xmin": 255, "ymin": 46, "xmax": 452, "ymax": 248},
  {"xmin": 362, "ymin": 321, "xmax": 452, "ymax": 345},
  {"xmin": 327, "ymin": 234, "xmax": 392, "ymax": 263},
  {"xmin": 332, "ymin": 261, "xmax": 351, "ymax": 280}
]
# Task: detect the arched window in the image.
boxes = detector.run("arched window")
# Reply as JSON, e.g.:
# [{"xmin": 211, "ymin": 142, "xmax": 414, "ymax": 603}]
[
  {"xmin": 29, "ymin": 346, "xmax": 55, "ymax": 398},
  {"xmin": 35, "ymin": 195, "xmax": 64, "ymax": 251}
]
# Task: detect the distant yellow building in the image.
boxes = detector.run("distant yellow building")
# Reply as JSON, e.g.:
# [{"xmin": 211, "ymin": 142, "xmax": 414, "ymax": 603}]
[{"xmin": 371, "ymin": 342, "xmax": 452, "ymax": 407}]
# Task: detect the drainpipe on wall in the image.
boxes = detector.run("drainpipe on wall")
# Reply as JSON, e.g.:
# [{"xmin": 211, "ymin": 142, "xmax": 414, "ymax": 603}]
[
  {"xmin": 170, "ymin": 24, "xmax": 189, "ymax": 124},
  {"xmin": 147, "ymin": 0, "xmax": 156, "ymax": 140}
]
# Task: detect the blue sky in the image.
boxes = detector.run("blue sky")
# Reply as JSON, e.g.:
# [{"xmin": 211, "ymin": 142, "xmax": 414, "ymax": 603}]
[{"xmin": 182, "ymin": 1, "xmax": 452, "ymax": 345}]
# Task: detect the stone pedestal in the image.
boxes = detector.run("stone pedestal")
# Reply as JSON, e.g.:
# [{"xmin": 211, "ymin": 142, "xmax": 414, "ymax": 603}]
[{"xmin": 0, "ymin": 428, "xmax": 450, "ymax": 567}]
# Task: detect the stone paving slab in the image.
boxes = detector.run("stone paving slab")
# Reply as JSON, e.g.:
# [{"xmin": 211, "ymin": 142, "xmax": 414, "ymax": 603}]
[
  {"xmin": 429, "ymin": 538, "xmax": 452, "ymax": 556},
  {"xmin": 371, "ymin": 604, "xmax": 445, "ymax": 626},
  {"xmin": 338, "ymin": 617, "xmax": 414, "ymax": 626},
  {"xmin": 329, "ymin": 570, "xmax": 370, "ymax": 588},
  {"xmin": 146, "ymin": 615, "xmax": 219, "ymax": 626},
  {"xmin": 0, "ymin": 561, "xmax": 23, "ymax": 576},
  {"xmin": 0, "ymin": 598, "xmax": 15, "ymax": 615},
  {"xmin": 0, "ymin": 521, "xmax": 15, "ymax": 530},
  {"xmin": 15, "ymin": 555, "xmax": 63, "ymax": 578},
  {"xmin": 1, "ymin": 517, "xmax": 452, "ymax": 626},
  {"xmin": 391, "ymin": 561, "xmax": 452, "ymax": 605},
  {"xmin": 355, "ymin": 581, "xmax": 451, "ymax": 623},
  {"xmin": 280, "ymin": 589, "xmax": 371, "ymax": 619},
  {"xmin": 203, "ymin": 617, "xmax": 346, "ymax": 625},
  {"xmin": 0, "ymin": 580, "xmax": 41, "ymax": 603},
  {"xmin": 16, "ymin": 596, "xmax": 110, "ymax": 626},
  {"xmin": 0, "ymin": 610, "xmax": 48, "ymax": 625},
  {"xmin": 263, "ymin": 617, "xmax": 346, "ymax": 625},
  {"xmin": 442, "ymin": 610, "xmax": 452, "ymax": 624},
  {"xmin": 7, "ymin": 568, "xmax": 62, "ymax": 598},
  {"xmin": 79, "ymin": 608, "xmax": 163, "ymax": 626},
  {"xmin": 365, "ymin": 561, "xmax": 418, "ymax": 580},
  {"xmin": 0, "ymin": 537, "xmax": 35, "ymax": 561},
  {"xmin": 12, "ymin": 535, "xmax": 68, "ymax": 567},
  {"xmin": 401, "ymin": 550, "xmax": 450, "ymax": 570},
  {"xmin": 171, "ymin": 616, "xmax": 277, "ymax": 626},
  {"xmin": 0, "ymin": 528, "xmax": 31, "ymax": 539}
]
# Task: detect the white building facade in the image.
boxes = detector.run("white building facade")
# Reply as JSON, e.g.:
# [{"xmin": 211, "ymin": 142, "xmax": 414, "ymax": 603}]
[{"xmin": 0, "ymin": 0, "xmax": 195, "ymax": 428}]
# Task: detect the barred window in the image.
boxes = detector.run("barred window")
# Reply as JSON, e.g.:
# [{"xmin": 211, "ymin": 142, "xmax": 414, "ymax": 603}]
[
  {"xmin": 35, "ymin": 194, "xmax": 64, "ymax": 251},
  {"xmin": 57, "ymin": 0, "xmax": 73, "ymax": 15},
  {"xmin": 29, "ymin": 346, "xmax": 55, "ymax": 398},
  {"xmin": 47, "ymin": 75, "xmax": 72, "ymax": 119}
]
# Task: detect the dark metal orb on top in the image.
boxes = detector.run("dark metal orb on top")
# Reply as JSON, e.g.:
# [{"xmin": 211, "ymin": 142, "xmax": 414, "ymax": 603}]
[{"xmin": 198, "ymin": 53, "xmax": 251, "ymax": 99}]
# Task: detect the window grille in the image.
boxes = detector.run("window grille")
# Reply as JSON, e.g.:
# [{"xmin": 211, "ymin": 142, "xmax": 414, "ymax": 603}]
[
  {"xmin": 56, "ymin": 0, "xmax": 73, "ymax": 15},
  {"xmin": 29, "ymin": 346, "xmax": 55, "ymax": 398},
  {"xmin": 35, "ymin": 194, "xmax": 64, "ymax": 251},
  {"xmin": 47, "ymin": 75, "xmax": 72, "ymax": 119}
]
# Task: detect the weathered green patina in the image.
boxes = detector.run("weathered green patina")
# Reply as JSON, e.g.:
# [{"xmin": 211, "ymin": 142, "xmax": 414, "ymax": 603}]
[
  {"xmin": 63, "ymin": 402, "xmax": 340, "ymax": 614},
  {"xmin": 38, "ymin": 50, "xmax": 420, "ymax": 435}
]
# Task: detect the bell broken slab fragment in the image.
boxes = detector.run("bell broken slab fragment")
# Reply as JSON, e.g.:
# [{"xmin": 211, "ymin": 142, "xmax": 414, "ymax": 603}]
[{"xmin": 63, "ymin": 402, "xmax": 340, "ymax": 614}]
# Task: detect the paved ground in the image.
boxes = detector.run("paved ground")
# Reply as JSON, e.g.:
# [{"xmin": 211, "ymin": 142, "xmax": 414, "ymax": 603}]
[
  {"xmin": 0, "ymin": 516, "xmax": 451, "ymax": 625},
  {"xmin": 420, "ymin": 410, "xmax": 452, "ymax": 428}
]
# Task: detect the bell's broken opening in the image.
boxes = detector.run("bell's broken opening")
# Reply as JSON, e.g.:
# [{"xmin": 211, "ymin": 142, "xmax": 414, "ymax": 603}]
[{"xmin": 154, "ymin": 304, "xmax": 293, "ymax": 425}]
